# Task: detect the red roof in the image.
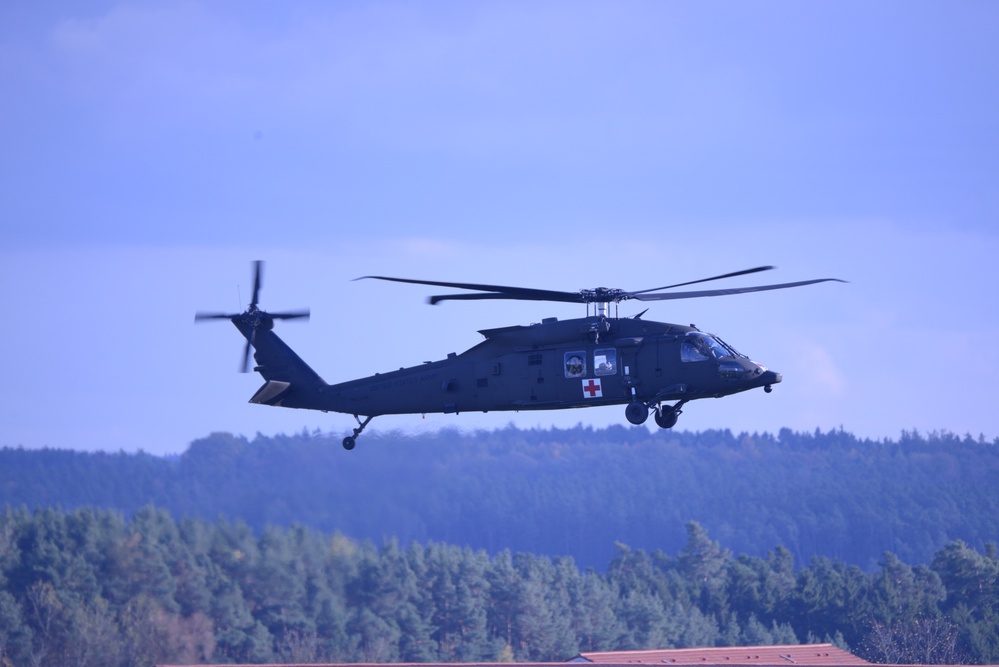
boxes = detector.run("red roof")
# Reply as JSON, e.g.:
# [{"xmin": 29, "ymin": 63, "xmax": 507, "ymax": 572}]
[{"xmin": 572, "ymin": 644, "xmax": 869, "ymax": 665}]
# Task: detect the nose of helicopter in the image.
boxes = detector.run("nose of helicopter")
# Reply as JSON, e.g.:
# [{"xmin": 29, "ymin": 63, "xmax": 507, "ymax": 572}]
[
  {"xmin": 755, "ymin": 368, "xmax": 782, "ymax": 393},
  {"xmin": 761, "ymin": 369, "xmax": 782, "ymax": 385},
  {"xmin": 747, "ymin": 363, "xmax": 781, "ymax": 388}
]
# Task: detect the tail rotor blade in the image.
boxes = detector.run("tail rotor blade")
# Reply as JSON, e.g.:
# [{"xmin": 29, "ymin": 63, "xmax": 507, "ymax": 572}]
[
  {"xmin": 241, "ymin": 333, "xmax": 253, "ymax": 373},
  {"xmin": 194, "ymin": 311, "xmax": 237, "ymax": 322},
  {"xmin": 270, "ymin": 309, "xmax": 310, "ymax": 321},
  {"xmin": 250, "ymin": 260, "xmax": 263, "ymax": 309}
]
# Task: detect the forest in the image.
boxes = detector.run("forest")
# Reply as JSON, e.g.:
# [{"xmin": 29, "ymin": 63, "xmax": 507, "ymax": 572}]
[
  {"xmin": 1, "ymin": 426, "xmax": 997, "ymax": 570},
  {"xmin": 1, "ymin": 427, "xmax": 997, "ymax": 665},
  {"xmin": 0, "ymin": 507, "xmax": 996, "ymax": 666}
]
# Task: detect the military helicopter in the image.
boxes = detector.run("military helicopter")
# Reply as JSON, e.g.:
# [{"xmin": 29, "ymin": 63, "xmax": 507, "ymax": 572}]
[{"xmin": 196, "ymin": 262, "xmax": 843, "ymax": 450}]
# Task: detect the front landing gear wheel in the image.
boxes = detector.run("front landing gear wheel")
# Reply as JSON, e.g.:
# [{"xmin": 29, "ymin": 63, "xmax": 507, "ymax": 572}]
[
  {"xmin": 342, "ymin": 436, "xmax": 356, "ymax": 451},
  {"xmin": 625, "ymin": 401, "xmax": 649, "ymax": 425},
  {"xmin": 654, "ymin": 406, "xmax": 678, "ymax": 429}
]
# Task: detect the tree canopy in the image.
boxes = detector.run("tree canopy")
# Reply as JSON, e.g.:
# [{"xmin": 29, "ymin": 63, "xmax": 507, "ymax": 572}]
[
  {"xmin": 1, "ymin": 426, "xmax": 996, "ymax": 570},
  {"xmin": 2, "ymin": 426, "xmax": 998, "ymax": 664},
  {"xmin": 1, "ymin": 508, "xmax": 996, "ymax": 666}
]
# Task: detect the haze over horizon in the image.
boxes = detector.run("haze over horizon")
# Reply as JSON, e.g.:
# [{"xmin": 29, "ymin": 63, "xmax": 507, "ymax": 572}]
[{"xmin": 2, "ymin": 1, "xmax": 997, "ymax": 455}]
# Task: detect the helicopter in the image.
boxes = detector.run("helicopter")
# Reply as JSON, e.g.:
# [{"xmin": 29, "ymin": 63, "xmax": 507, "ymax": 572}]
[{"xmin": 196, "ymin": 262, "xmax": 844, "ymax": 450}]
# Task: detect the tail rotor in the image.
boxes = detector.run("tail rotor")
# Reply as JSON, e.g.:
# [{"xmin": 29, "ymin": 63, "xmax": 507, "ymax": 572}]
[{"xmin": 195, "ymin": 261, "xmax": 310, "ymax": 372}]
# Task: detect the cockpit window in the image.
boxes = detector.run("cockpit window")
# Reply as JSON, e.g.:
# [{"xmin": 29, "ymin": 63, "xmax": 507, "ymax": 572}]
[
  {"xmin": 564, "ymin": 351, "xmax": 586, "ymax": 378},
  {"xmin": 681, "ymin": 340, "xmax": 709, "ymax": 362},
  {"xmin": 594, "ymin": 348, "xmax": 617, "ymax": 376},
  {"xmin": 681, "ymin": 332, "xmax": 732, "ymax": 362},
  {"xmin": 714, "ymin": 335, "xmax": 747, "ymax": 359}
]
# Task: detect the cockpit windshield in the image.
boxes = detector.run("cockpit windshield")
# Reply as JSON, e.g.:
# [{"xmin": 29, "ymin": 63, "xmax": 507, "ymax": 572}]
[
  {"xmin": 714, "ymin": 335, "xmax": 747, "ymax": 359},
  {"xmin": 681, "ymin": 332, "xmax": 740, "ymax": 362}
]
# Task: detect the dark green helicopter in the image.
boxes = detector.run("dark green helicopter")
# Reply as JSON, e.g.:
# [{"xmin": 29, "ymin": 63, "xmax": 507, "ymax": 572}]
[{"xmin": 196, "ymin": 262, "xmax": 843, "ymax": 450}]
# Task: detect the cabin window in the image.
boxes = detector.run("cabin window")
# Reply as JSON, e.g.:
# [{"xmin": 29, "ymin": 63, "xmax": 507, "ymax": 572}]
[
  {"xmin": 564, "ymin": 351, "xmax": 586, "ymax": 378},
  {"xmin": 594, "ymin": 348, "xmax": 617, "ymax": 376}
]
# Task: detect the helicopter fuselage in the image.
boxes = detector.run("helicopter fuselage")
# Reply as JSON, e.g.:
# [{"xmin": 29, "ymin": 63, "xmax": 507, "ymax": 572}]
[
  {"xmin": 203, "ymin": 262, "xmax": 838, "ymax": 450},
  {"xmin": 244, "ymin": 314, "xmax": 780, "ymax": 422}
]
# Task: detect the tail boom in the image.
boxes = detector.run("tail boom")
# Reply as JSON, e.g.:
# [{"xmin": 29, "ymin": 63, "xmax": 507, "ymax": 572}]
[{"xmin": 232, "ymin": 319, "xmax": 329, "ymax": 410}]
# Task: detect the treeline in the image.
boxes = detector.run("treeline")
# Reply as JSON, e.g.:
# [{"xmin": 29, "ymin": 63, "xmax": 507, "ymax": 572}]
[
  {"xmin": 1, "ymin": 427, "xmax": 997, "ymax": 570},
  {"xmin": 1, "ymin": 507, "xmax": 997, "ymax": 666}
]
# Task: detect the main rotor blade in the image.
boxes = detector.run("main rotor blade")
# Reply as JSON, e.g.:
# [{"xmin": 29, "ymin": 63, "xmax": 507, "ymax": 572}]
[
  {"xmin": 358, "ymin": 272, "xmax": 844, "ymax": 306},
  {"xmin": 250, "ymin": 260, "xmax": 263, "ymax": 309},
  {"xmin": 357, "ymin": 276, "xmax": 582, "ymax": 304},
  {"xmin": 427, "ymin": 292, "xmax": 583, "ymax": 305},
  {"xmin": 631, "ymin": 278, "xmax": 847, "ymax": 301},
  {"xmin": 628, "ymin": 266, "xmax": 775, "ymax": 296}
]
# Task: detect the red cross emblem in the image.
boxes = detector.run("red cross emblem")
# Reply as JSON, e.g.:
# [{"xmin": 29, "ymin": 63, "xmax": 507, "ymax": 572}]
[{"xmin": 582, "ymin": 378, "xmax": 602, "ymax": 398}]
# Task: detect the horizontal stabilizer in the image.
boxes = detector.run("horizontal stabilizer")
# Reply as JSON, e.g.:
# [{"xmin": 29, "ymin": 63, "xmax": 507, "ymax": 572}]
[{"xmin": 249, "ymin": 380, "xmax": 291, "ymax": 406}]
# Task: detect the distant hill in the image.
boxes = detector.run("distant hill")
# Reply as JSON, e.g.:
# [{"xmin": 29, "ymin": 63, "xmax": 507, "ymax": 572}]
[{"xmin": 1, "ymin": 426, "xmax": 996, "ymax": 570}]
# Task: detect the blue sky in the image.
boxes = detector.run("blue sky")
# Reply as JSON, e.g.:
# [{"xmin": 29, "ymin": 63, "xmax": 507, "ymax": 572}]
[{"xmin": 2, "ymin": 1, "xmax": 997, "ymax": 454}]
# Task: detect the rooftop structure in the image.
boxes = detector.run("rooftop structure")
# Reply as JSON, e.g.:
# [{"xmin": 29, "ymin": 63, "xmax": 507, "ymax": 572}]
[{"xmin": 570, "ymin": 644, "xmax": 869, "ymax": 665}]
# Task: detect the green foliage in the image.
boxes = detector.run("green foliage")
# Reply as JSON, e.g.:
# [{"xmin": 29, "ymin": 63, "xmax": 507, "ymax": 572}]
[
  {"xmin": 1, "ymin": 508, "xmax": 998, "ymax": 664},
  {"xmin": 2, "ymin": 427, "xmax": 997, "ymax": 572},
  {"xmin": 1, "ymin": 427, "xmax": 998, "ymax": 663}
]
